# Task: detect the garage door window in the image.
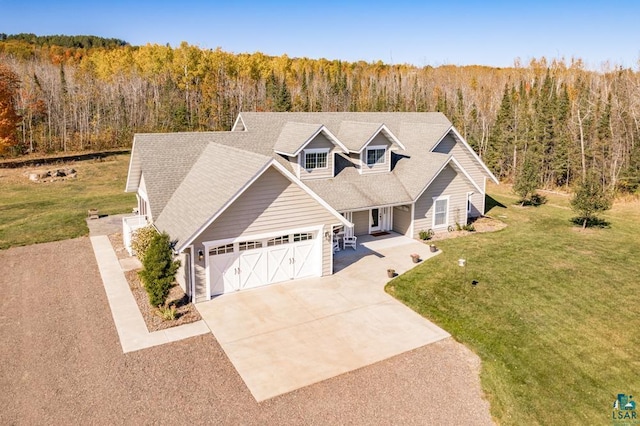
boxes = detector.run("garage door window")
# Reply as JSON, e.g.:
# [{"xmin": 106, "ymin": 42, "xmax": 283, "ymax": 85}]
[
  {"xmin": 239, "ymin": 241, "xmax": 263, "ymax": 251},
  {"xmin": 293, "ymin": 232, "xmax": 313, "ymax": 242},
  {"xmin": 210, "ymin": 244, "xmax": 234, "ymax": 255},
  {"xmin": 267, "ymin": 235, "xmax": 289, "ymax": 246}
]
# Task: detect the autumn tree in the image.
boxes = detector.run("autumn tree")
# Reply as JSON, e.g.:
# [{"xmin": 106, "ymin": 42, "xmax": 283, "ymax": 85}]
[{"xmin": 0, "ymin": 63, "xmax": 20, "ymax": 153}]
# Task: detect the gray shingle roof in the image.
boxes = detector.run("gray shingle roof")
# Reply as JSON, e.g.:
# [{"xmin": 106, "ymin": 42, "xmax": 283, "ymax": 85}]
[
  {"xmin": 153, "ymin": 142, "xmax": 272, "ymax": 248},
  {"xmin": 273, "ymin": 122, "xmax": 324, "ymax": 155},
  {"xmin": 133, "ymin": 133, "xmax": 212, "ymax": 219},
  {"xmin": 129, "ymin": 112, "xmax": 483, "ymax": 248},
  {"xmin": 336, "ymin": 121, "xmax": 384, "ymax": 152}
]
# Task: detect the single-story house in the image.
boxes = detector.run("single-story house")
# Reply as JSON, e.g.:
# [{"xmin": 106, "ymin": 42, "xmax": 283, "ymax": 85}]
[{"xmin": 124, "ymin": 112, "xmax": 498, "ymax": 302}]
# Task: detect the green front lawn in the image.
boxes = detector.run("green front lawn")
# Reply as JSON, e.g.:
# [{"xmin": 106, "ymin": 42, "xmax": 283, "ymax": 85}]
[
  {"xmin": 387, "ymin": 185, "xmax": 640, "ymax": 424},
  {"xmin": 0, "ymin": 155, "xmax": 135, "ymax": 249}
]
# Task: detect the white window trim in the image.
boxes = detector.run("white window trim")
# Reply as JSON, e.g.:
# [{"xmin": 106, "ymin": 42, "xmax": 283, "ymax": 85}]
[
  {"xmin": 467, "ymin": 191, "xmax": 474, "ymax": 214},
  {"xmin": 364, "ymin": 145, "xmax": 387, "ymax": 166},
  {"xmin": 432, "ymin": 195, "xmax": 450, "ymax": 229},
  {"xmin": 301, "ymin": 148, "xmax": 330, "ymax": 171}
]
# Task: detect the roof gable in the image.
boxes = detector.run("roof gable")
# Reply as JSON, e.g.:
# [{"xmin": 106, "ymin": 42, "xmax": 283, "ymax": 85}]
[
  {"xmin": 154, "ymin": 143, "xmax": 273, "ymax": 251},
  {"xmin": 337, "ymin": 121, "xmax": 405, "ymax": 153},
  {"xmin": 413, "ymin": 156, "xmax": 483, "ymax": 202},
  {"xmin": 273, "ymin": 122, "xmax": 347, "ymax": 156},
  {"xmin": 431, "ymin": 127, "xmax": 499, "ymax": 184}
]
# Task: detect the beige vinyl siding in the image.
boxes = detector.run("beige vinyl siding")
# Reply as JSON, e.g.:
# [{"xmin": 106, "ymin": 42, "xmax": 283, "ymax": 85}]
[
  {"xmin": 322, "ymin": 225, "xmax": 332, "ymax": 275},
  {"xmin": 174, "ymin": 252, "xmax": 189, "ymax": 294},
  {"xmin": 361, "ymin": 134, "xmax": 391, "ymax": 174},
  {"xmin": 194, "ymin": 263, "xmax": 207, "ymax": 303},
  {"xmin": 433, "ymin": 132, "xmax": 486, "ymax": 215},
  {"xmin": 392, "ymin": 205, "xmax": 412, "ymax": 236},
  {"xmin": 298, "ymin": 134, "xmax": 336, "ymax": 180},
  {"xmin": 195, "ymin": 167, "xmax": 337, "ymax": 242},
  {"xmin": 352, "ymin": 210, "xmax": 370, "ymax": 235},
  {"xmin": 192, "ymin": 166, "xmax": 338, "ymax": 299},
  {"xmin": 412, "ymin": 164, "xmax": 475, "ymax": 238}
]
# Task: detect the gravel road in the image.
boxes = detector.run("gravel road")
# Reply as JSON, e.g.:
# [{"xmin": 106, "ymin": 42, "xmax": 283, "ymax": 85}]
[{"xmin": 0, "ymin": 237, "xmax": 493, "ymax": 425}]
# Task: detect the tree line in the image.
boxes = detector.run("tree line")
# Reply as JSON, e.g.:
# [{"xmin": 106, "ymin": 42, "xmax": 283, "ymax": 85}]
[{"xmin": 0, "ymin": 38, "xmax": 639, "ymax": 193}]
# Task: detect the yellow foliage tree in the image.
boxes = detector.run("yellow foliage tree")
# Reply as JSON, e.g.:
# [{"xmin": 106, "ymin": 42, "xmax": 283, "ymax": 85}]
[{"xmin": 0, "ymin": 63, "xmax": 20, "ymax": 153}]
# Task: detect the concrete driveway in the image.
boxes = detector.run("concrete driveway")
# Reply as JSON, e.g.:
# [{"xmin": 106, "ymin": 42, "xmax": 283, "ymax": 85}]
[{"xmin": 196, "ymin": 233, "xmax": 450, "ymax": 402}]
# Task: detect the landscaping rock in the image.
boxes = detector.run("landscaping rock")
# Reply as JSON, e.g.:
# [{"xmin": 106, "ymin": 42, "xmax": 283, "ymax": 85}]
[{"xmin": 27, "ymin": 168, "xmax": 77, "ymax": 182}]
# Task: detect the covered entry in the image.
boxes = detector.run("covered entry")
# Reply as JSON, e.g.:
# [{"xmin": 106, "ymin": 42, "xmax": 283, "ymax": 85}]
[
  {"xmin": 206, "ymin": 228, "xmax": 321, "ymax": 297},
  {"xmin": 345, "ymin": 207, "xmax": 393, "ymax": 235}
]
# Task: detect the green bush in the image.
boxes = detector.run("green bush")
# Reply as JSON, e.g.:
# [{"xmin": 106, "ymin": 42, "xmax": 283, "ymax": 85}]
[
  {"xmin": 138, "ymin": 232, "xmax": 180, "ymax": 307},
  {"xmin": 418, "ymin": 229, "xmax": 433, "ymax": 240},
  {"xmin": 131, "ymin": 225, "xmax": 157, "ymax": 261},
  {"xmin": 155, "ymin": 305, "xmax": 177, "ymax": 321},
  {"xmin": 462, "ymin": 223, "xmax": 475, "ymax": 231}
]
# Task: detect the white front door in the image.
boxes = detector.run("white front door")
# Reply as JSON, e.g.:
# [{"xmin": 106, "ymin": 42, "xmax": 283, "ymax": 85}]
[
  {"xmin": 370, "ymin": 208, "xmax": 381, "ymax": 233},
  {"xmin": 369, "ymin": 207, "xmax": 392, "ymax": 233}
]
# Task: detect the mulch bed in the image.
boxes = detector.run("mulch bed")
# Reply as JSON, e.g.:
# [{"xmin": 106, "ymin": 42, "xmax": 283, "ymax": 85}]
[
  {"xmin": 124, "ymin": 270, "xmax": 202, "ymax": 332},
  {"xmin": 108, "ymin": 232, "xmax": 201, "ymax": 332},
  {"xmin": 426, "ymin": 215, "xmax": 507, "ymax": 242}
]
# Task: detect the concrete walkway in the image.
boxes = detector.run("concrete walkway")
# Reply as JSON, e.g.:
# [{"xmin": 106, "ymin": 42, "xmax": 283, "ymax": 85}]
[
  {"xmin": 196, "ymin": 233, "xmax": 450, "ymax": 402},
  {"xmin": 90, "ymin": 235, "xmax": 210, "ymax": 353}
]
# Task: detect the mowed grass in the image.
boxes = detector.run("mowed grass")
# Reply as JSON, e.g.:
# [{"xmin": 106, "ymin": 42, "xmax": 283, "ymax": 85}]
[
  {"xmin": 387, "ymin": 184, "xmax": 640, "ymax": 424},
  {"xmin": 0, "ymin": 155, "xmax": 135, "ymax": 249}
]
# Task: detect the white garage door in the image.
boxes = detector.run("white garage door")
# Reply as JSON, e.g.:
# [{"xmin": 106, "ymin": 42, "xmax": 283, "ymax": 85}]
[{"xmin": 209, "ymin": 231, "xmax": 320, "ymax": 296}]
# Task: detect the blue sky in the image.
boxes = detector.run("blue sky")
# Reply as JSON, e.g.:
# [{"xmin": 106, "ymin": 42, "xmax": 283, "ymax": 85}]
[{"xmin": 1, "ymin": 1, "xmax": 638, "ymax": 69}]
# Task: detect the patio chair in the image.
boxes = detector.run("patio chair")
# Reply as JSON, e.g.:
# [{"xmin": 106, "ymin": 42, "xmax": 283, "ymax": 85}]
[
  {"xmin": 332, "ymin": 239, "xmax": 340, "ymax": 252},
  {"xmin": 343, "ymin": 235, "xmax": 357, "ymax": 250}
]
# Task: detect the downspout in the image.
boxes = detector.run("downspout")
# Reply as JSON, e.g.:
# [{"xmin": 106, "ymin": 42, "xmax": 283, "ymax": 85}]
[
  {"xmin": 409, "ymin": 203, "xmax": 415, "ymax": 238},
  {"xmin": 188, "ymin": 245, "xmax": 196, "ymax": 304}
]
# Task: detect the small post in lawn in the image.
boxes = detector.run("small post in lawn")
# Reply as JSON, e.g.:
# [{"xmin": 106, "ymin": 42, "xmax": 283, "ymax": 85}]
[{"xmin": 458, "ymin": 257, "xmax": 467, "ymax": 285}]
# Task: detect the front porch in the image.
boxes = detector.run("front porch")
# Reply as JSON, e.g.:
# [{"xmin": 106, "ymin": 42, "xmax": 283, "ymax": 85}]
[{"xmin": 333, "ymin": 231, "xmax": 437, "ymax": 274}]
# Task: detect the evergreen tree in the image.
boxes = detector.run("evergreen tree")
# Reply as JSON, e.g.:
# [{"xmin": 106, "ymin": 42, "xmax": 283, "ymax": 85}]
[
  {"xmin": 570, "ymin": 171, "xmax": 612, "ymax": 228},
  {"xmin": 138, "ymin": 232, "xmax": 180, "ymax": 307},
  {"xmin": 513, "ymin": 154, "xmax": 539, "ymax": 205}
]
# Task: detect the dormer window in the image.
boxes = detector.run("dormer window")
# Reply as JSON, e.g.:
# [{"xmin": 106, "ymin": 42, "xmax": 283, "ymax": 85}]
[
  {"xmin": 304, "ymin": 148, "xmax": 329, "ymax": 170},
  {"xmin": 366, "ymin": 146, "xmax": 386, "ymax": 166}
]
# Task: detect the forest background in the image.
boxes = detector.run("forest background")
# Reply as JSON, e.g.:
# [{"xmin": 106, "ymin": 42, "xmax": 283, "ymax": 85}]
[{"xmin": 1, "ymin": 33, "xmax": 639, "ymax": 193}]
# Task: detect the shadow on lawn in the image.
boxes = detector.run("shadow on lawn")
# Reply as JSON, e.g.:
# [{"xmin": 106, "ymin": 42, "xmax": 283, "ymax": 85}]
[
  {"xmin": 485, "ymin": 194, "xmax": 506, "ymax": 212},
  {"xmin": 570, "ymin": 216, "xmax": 611, "ymax": 229}
]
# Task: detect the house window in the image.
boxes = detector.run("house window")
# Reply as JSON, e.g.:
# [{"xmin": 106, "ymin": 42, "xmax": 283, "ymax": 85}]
[
  {"xmin": 467, "ymin": 193, "xmax": 472, "ymax": 214},
  {"xmin": 304, "ymin": 149, "xmax": 328, "ymax": 170},
  {"xmin": 267, "ymin": 235, "xmax": 289, "ymax": 246},
  {"xmin": 209, "ymin": 244, "xmax": 234, "ymax": 255},
  {"xmin": 433, "ymin": 197, "xmax": 449, "ymax": 228},
  {"xmin": 293, "ymin": 232, "xmax": 313, "ymax": 242},
  {"xmin": 238, "ymin": 241, "xmax": 263, "ymax": 251},
  {"xmin": 366, "ymin": 147, "xmax": 386, "ymax": 166}
]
